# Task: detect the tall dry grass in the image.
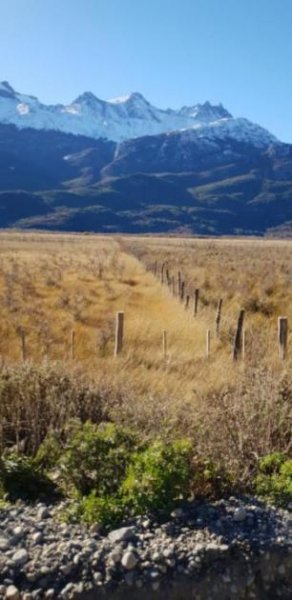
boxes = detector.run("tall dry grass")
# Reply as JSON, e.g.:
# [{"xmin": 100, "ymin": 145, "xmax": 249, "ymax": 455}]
[{"xmin": 0, "ymin": 231, "xmax": 290, "ymax": 481}]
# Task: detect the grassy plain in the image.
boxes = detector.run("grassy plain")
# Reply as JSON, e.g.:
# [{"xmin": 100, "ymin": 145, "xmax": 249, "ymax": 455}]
[{"xmin": 0, "ymin": 231, "xmax": 291, "ymax": 482}]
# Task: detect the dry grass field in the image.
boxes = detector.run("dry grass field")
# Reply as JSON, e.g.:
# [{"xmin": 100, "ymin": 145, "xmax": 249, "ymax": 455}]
[{"xmin": 0, "ymin": 231, "xmax": 291, "ymax": 481}]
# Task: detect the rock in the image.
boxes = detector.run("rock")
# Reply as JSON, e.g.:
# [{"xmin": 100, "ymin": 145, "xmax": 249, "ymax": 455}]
[
  {"xmin": 171, "ymin": 508, "xmax": 184, "ymax": 519},
  {"xmin": 233, "ymin": 507, "xmax": 247, "ymax": 522},
  {"xmin": 150, "ymin": 569, "xmax": 160, "ymax": 580},
  {"xmin": 37, "ymin": 507, "xmax": 50, "ymax": 520},
  {"xmin": 109, "ymin": 548, "xmax": 122, "ymax": 563},
  {"xmin": 0, "ymin": 537, "xmax": 10, "ymax": 551},
  {"xmin": 60, "ymin": 583, "xmax": 75, "ymax": 597},
  {"xmin": 31, "ymin": 532, "xmax": 43, "ymax": 544},
  {"xmin": 108, "ymin": 526, "xmax": 136, "ymax": 543},
  {"xmin": 12, "ymin": 549, "xmax": 28, "ymax": 566},
  {"xmin": 152, "ymin": 551, "xmax": 162, "ymax": 562},
  {"xmin": 12, "ymin": 527, "xmax": 24, "ymax": 539},
  {"xmin": 5, "ymin": 586, "xmax": 20, "ymax": 600},
  {"xmin": 121, "ymin": 550, "xmax": 138, "ymax": 570}
]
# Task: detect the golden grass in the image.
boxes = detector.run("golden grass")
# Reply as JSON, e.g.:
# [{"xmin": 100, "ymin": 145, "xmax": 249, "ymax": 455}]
[
  {"xmin": 0, "ymin": 231, "xmax": 291, "ymax": 477},
  {"xmin": 0, "ymin": 231, "xmax": 292, "ymax": 402}
]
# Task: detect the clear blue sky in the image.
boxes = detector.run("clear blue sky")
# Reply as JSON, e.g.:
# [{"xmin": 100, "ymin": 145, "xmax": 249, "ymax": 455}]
[{"xmin": 0, "ymin": 0, "xmax": 291, "ymax": 141}]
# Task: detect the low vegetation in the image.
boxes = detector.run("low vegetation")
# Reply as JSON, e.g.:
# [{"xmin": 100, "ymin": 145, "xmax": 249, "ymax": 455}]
[{"xmin": 0, "ymin": 232, "xmax": 290, "ymax": 525}]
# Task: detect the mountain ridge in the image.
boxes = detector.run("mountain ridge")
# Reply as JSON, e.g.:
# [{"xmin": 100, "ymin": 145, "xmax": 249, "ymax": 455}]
[
  {"xmin": 0, "ymin": 83, "xmax": 291, "ymax": 237},
  {"xmin": 0, "ymin": 81, "xmax": 277, "ymax": 146}
]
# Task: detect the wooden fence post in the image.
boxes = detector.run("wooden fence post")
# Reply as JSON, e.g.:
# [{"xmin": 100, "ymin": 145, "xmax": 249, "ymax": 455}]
[
  {"xmin": 278, "ymin": 317, "xmax": 288, "ymax": 360},
  {"xmin": 206, "ymin": 330, "xmax": 210, "ymax": 358},
  {"xmin": 162, "ymin": 330, "xmax": 167, "ymax": 358},
  {"xmin": 215, "ymin": 298, "xmax": 223, "ymax": 335},
  {"xmin": 114, "ymin": 311, "xmax": 124, "ymax": 356},
  {"xmin": 161, "ymin": 263, "xmax": 166, "ymax": 284},
  {"xmin": 233, "ymin": 309, "xmax": 245, "ymax": 360},
  {"xmin": 71, "ymin": 330, "xmax": 75, "ymax": 360},
  {"xmin": 194, "ymin": 289, "xmax": 199, "ymax": 316},
  {"xmin": 178, "ymin": 272, "xmax": 182, "ymax": 297},
  {"xmin": 180, "ymin": 281, "xmax": 185, "ymax": 302},
  {"xmin": 166, "ymin": 268, "xmax": 170, "ymax": 286},
  {"xmin": 20, "ymin": 330, "xmax": 26, "ymax": 362}
]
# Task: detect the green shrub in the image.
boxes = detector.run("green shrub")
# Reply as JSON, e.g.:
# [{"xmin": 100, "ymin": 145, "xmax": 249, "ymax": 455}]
[
  {"xmin": 122, "ymin": 439, "xmax": 192, "ymax": 514},
  {"xmin": 0, "ymin": 455, "xmax": 57, "ymax": 501},
  {"xmin": 35, "ymin": 432, "xmax": 62, "ymax": 470},
  {"xmin": 191, "ymin": 458, "xmax": 233, "ymax": 499},
  {"xmin": 257, "ymin": 452, "xmax": 286, "ymax": 475},
  {"xmin": 59, "ymin": 421, "xmax": 138, "ymax": 496},
  {"xmin": 69, "ymin": 492, "xmax": 126, "ymax": 527},
  {"xmin": 254, "ymin": 454, "xmax": 292, "ymax": 507}
]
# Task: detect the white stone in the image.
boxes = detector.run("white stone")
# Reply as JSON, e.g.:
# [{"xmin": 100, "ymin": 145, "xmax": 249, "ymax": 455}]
[
  {"xmin": 121, "ymin": 550, "xmax": 138, "ymax": 570},
  {"xmin": 12, "ymin": 548, "xmax": 29, "ymax": 566},
  {"xmin": 31, "ymin": 532, "xmax": 42, "ymax": 544},
  {"xmin": 5, "ymin": 586, "xmax": 20, "ymax": 600}
]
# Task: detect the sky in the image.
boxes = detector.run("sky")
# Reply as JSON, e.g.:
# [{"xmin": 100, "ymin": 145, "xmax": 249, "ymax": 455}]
[{"xmin": 0, "ymin": 0, "xmax": 291, "ymax": 141}]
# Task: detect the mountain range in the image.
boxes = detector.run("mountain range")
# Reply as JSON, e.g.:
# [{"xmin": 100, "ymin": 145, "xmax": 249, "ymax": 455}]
[{"xmin": 0, "ymin": 81, "xmax": 292, "ymax": 236}]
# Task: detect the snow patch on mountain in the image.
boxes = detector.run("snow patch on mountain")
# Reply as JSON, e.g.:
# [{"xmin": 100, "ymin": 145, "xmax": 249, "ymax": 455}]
[{"xmin": 0, "ymin": 81, "xmax": 278, "ymax": 147}]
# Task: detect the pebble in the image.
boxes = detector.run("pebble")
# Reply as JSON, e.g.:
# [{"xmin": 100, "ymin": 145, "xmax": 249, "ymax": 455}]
[
  {"xmin": 121, "ymin": 550, "xmax": 139, "ymax": 570},
  {"xmin": 5, "ymin": 586, "xmax": 20, "ymax": 600},
  {"xmin": 12, "ymin": 548, "xmax": 28, "ymax": 566},
  {"xmin": 37, "ymin": 507, "xmax": 50, "ymax": 520},
  {"xmin": 108, "ymin": 526, "xmax": 136, "ymax": 543},
  {"xmin": 0, "ymin": 497, "xmax": 289, "ymax": 598},
  {"xmin": 233, "ymin": 507, "xmax": 247, "ymax": 522},
  {"xmin": 0, "ymin": 537, "xmax": 10, "ymax": 551}
]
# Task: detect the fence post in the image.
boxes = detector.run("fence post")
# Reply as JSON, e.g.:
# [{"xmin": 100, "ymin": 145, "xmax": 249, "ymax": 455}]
[
  {"xmin": 178, "ymin": 271, "xmax": 182, "ymax": 297},
  {"xmin": 206, "ymin": 330, "xmax": 211, "ymax": 358},
  {"xmin": 194, "ymin": 289, "xmax": 199, "ymax": 316},
  {"xmin": 161, "ymin": 263, "xmax": 166, "ymax": 284},
  {"xmin": 233, "ymin": 309, "xmax": 245, "ymax": 360},
  {"xmin": 71, "ymin": 330, "xmax": 75, "ymax": 360},
  {"xmin": 278, "ymin": 317, "xmax": 288, "ymax": 360},
  {"xmin": 20, "ymin": 330, "xmax": 26, "ymax": 362},
  {"xmin": 162, "ymin": 330, "xmax": 167, "ymax": 358},
  {"xmin": 215, "ymin": 298, "xmax": 223, "ymax": 336},
  {"xmin": 180, "ymin": 281, "xmax": 185, "ymax": 302},
  {"xmin": 114, "ymin": 311, "xmax": 124, "ymax": 356}
]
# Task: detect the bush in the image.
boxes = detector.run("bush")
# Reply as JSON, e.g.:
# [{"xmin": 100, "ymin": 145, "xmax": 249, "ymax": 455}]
[
  {"xmin": 35, "ymin": 432, "xmax": 62, "ymax": 470},
  {"xmin": 59, "ymin": 421, "xmax": 138, "ymax": 496},
  {"xmin": 122, "ymin": 439, "xmax": 192, "ymax": 514},
  {"xmin": 69, "ymin": 492, "xmax": 126, "ymax": 527},
  {"xmin": 254, "ymin": 453, "xmax": 292, "ymax": 507},
  {"xmin": 0, "ymin": 455, "xmax": 57, "ymax": 501},
  {"xmin": 190, "ymin": 458, "xmax": 233, "ymax": 499}
]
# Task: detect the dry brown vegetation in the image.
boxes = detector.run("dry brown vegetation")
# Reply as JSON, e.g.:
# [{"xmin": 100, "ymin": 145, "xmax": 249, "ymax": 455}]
[{"xmin": 0, "ymin": 231, "xmax": 291, "ymax": 482}]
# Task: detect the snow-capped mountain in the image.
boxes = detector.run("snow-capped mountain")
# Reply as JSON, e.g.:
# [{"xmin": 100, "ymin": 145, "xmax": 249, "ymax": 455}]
[{"xmin": 0, "ymin": 81, "xmax": 277, "ymax": 147}]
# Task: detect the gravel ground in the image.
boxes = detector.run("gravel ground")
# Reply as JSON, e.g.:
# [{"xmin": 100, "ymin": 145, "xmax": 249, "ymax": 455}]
[{"xmin": 0, "ymin": 496, "xmax": 291, "ymax": 599}]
